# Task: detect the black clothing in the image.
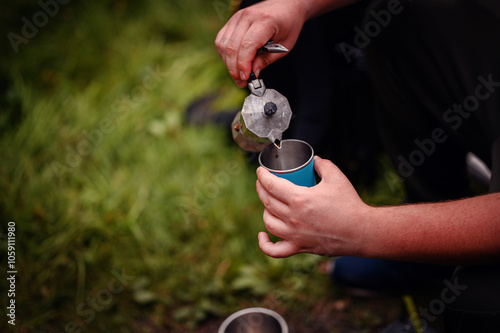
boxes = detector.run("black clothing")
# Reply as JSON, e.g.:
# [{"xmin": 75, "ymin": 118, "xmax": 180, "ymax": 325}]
[
  {"xmin": 365, "ymin": 0, "xmax": 500, "ymax": 331},
  {"xmin": 365, "ymin": 0, "xmax": 500, "ymax": 199}
]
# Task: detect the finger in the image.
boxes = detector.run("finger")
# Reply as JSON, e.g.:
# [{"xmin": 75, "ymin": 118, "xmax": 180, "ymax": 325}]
[
  {"xmin": 256, "ymin": 179, "xmax": 290, "ymax": 219},
  {"xmin": 258, "ymin": 232, "xmax": 297, "ymax": 258},
  {"xmin": 262, "ymin": 208, "xmax": 290, "ymax": 239},
  {"xmin": 236, "ymin": 25, "xmax": 275, "ymax": 81},
  {"xmin": 214, "ymin": 23, "xmax": 228, "ymax": 57},
  {"xmin": 234, "ymin": 80, "xmax": 247, "ymax": 88},
  {"xmin": 215, "ymin": 16, "xmax": 236, "ymax": 60},
  {"xmin": 215, "ymin": 10, "xmax": 242, "ymax": 53},
  {"xmin": 256, "ymin": 167, "xmax": 300, "ymax": 205},
  {"xmin": 216, "ymin": 12, "xmax": 251, "ymax": 84}
]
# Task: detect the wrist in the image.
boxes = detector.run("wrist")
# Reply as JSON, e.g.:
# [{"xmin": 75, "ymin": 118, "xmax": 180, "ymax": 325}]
[
  {"xmin": 289, "ymin": 0, "xmax": 310, "ymax": 23},
  {"xmin": 293, "ymin": 0, "xmax": 313, "ymax": 21},
  {"xmin": 351, "ymin": 203, "xmax": 380, "ymax": 258},
  {"xmin": 298, "ymin": 0, "xmax": 361, "ymax": 20}
]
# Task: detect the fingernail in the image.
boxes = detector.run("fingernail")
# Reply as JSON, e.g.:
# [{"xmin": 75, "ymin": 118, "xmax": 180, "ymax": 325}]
[
  {"xmin": 254, "ymin": 68, "xmax": 261, "ymax": 78},
  {"xmin": 239, "ymin": 71, "xmax": 246, "ymax": 81}
]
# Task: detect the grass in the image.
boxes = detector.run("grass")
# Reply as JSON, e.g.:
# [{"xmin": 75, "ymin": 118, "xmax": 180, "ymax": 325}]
[{"xmin": 0, "ymin": 0, "xmax": 404, "ymax": 332}]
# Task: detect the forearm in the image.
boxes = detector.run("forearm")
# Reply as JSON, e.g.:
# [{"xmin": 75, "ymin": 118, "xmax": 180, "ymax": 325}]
[
  {"xmin": 360, "ymin": 193, "xmax": 500, "ymax": 265},
  {"xmin": 298, "ymin": 0, "xmax": 362, "ymax": 20}
]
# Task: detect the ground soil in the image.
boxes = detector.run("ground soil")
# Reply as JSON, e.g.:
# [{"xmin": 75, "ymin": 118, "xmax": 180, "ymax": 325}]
[
  {"xmin": 164, "ymin": 262, "xmax": 447, "ymax": 333},
  {"xmin": 184, "ymin": 281, "xmax": 448, "ymax": 333},
  {"xmin": 190, "ymin": 295, "xmax": 403, "ymax": 333}
]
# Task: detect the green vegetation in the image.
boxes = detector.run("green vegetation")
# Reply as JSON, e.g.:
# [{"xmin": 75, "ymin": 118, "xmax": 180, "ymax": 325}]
[{"xmin": 0, "ymin": 1, "xmax": 403, "ymax": 332}]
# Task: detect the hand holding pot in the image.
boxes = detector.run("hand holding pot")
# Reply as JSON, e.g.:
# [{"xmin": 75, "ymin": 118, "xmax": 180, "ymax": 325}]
[{"xmin": 215, "ymin": 0, "xmax": 306, "ymax": 87}]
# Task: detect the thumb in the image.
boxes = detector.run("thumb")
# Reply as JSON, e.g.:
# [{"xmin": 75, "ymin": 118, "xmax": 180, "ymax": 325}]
[
  {"xmin": 258, "ymin": 232, "xmax": 297, "ymax": 258},
  {"xmin": 313, "ymin": 156, "xmax": 337, "ymax": 180},
  {"xmin": 313, "ymin": 156, "xmax": 346, "ymax": 185}
]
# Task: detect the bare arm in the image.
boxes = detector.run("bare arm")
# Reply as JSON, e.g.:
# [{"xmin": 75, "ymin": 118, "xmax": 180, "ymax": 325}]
[
  {"xmin": 256, "ymin": 157, "xmax": 500, "ymax": 265},
  {"xmin": 365, "ymin": 194, "xmax": 500, "ymax": 264},
  {"xmin": 301, "ymin": 0, "xmax": 363, "ymax": 18},
  {"xmin": 215, "ymin": 0, "xmax": 360, "ymax": 87}
]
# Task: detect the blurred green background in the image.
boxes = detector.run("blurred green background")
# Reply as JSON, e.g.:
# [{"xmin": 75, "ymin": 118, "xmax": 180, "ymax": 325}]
[{"xmin": 0, "ymin": 0, "xmax": 403, "ymax": 332}]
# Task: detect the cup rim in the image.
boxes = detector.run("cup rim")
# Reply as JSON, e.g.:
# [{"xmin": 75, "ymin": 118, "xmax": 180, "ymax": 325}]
[
  {"xmin": 258, "ymin": 139, "xmax": 314, "ymax": 174},
  {"xmin": 217, "ymin": 307, "xmax": 288, "ymax": 333}
]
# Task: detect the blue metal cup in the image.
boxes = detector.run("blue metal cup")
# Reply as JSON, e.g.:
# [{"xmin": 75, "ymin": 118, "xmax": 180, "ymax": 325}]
[{"xmin": 258, "ymin": 139, "xmax": 315, "ymax": 187}]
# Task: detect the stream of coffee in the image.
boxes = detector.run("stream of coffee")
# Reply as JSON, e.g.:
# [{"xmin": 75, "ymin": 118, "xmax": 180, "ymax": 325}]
[{"xmin": 274, "ymin": 139, "xmax": 281, "ymax": 159}]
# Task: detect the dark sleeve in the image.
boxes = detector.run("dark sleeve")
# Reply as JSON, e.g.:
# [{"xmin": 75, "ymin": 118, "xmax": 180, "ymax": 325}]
[{"xmin": 489, "ymin": 137, "xmax": 500, "ymax": 193}]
